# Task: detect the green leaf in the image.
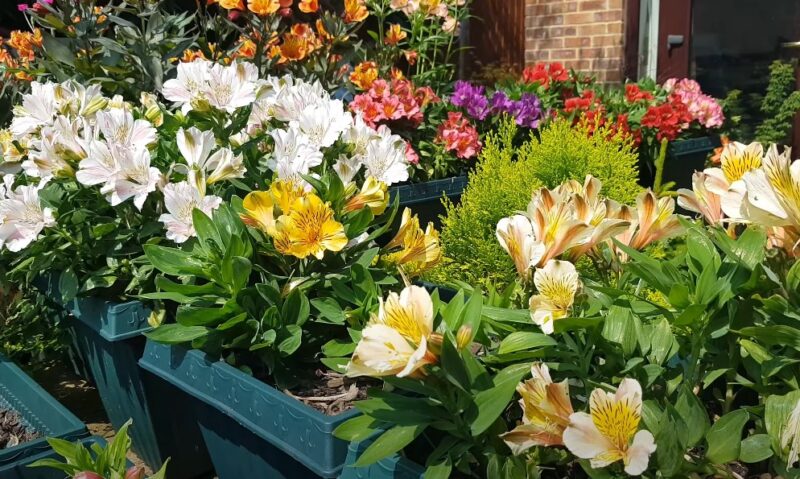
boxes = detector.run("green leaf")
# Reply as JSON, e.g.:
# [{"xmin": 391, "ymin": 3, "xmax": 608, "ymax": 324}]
[
  {"xmin": 282, "ymin": 288, "xmax": 310, "ymax": 326},
  {"xmin": 702, "ymin": 368, "xmax": 729, "ymax": 389},
  {"xmin": 144, "ymin": 245, "xmax": 206, "ymax": 277},
  {"xmin": 470, "ymin": 363, "xmax": 530, "ymax": 436},
  {"xmin": 354, "ymin": 424, "xmax": 426, "ymax": 467},
  {"xmin": 424, "ymin": 459, "xmax": 453, "ymax": 479},
  {"xmin": 145, "ymin": 324, "xmax": 209, "ymax": 344},
  {"xmin": 739, "ymin": 434, "xmax": 773, "ymax": 463},
  {"xmin": 602, "ymin": 305, "xmax": 640, "ymax": 356},
  {"xmin": 705, "ymin": 409, "xmax": 749, "ymax": 464},
  {"xmin": 648, "ymin": 317, "xmax": 675, "ymax": 365},
  {"xmin": 482, "ymin": 306, "xmax": 531, "ymax": 324},
  {"xmin": 311, "ymin": 297, "xmax": 346, "ymax": 324},
  {"xmin": 737, "ymin": 325, "xmax": 800, "ymax": 351},
  {"xmin": 333, "ymin": 415, "xmax": 383, "ymax": 442},
  {"xmin": 58, "ymin": 269, "xmax": 79, "ymax": 303},
  {"xmin": 41, "ymin": 34, "xmax": 75, "ymax": 66},
  {"xmin": 674, "ymin": 387, "xmax": 709, "ymax": 447},
  {"xmin": 277, "ymin": 324, "xmax": 302, "ymax": 356},
  {"xmin": 497, "ymin": 331, "xmax": 556, "ymax": 354}
]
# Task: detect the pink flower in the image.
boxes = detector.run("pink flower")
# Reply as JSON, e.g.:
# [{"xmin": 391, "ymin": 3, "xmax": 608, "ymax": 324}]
[
  {"xmin": 39, "ymin": 0, "xmax": 53, "ymax": 4},
  {"xmin": 436, "ymin": 112, "xmax": 481, "ymax": 160},
  {"xmin": 404, "ymin": 141, "xmax": 420, "ymax": 165},
  {"xmin": 17, "ymin": 3, "xmax": 29, "ymax": 11},
  {"xmin": 662, "ymin": 78, "xmax": 724, "ymax": 129}
]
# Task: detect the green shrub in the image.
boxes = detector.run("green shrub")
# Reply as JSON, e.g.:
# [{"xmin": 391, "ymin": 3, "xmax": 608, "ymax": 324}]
[
  {"xmin": 430, "ymin": 118, "xmax": 641, "ymax": 289},
  {"xmin": 755, "ymin": 60, "xmax": 800, "ymax": 145}
]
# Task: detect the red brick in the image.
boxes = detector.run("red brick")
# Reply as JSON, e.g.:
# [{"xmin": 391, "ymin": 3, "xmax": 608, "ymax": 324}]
[
  {"xmin": 578, "ymin": 24, "xmax": 606, "ymax": 35},
  {"xmin": 564, "ymin": 26, "xmax": 577, "ymax": 36},
  {"xmin": 552, "ymin": 48, "xmax": 578, "ymax": 59},
  {"xmin": 565, "ymin": 37, "xmax": 591, "ymax": 48},
  {"xmin": 533, "ymin": 38, "xmax": 564, "ymax": 49},
  {"xmin": 607, "ymin": 0, "xmax": 623, "ymax": 8},
  {"xmin": 594, "ymin": 10, "xmax": 622, "ymax": 22},
  {"xmin": 607, "ymin": 22, "xmax": 624, "ymax": 34},
  {"xmin": 578, "ymin": 47, "xmax": 604, "ymax": 59},
  {"xmin": 593, "ymin": 34, "xmax": 622, "ymax": 47},
  {"xmin": 563, "ymin": 12, "xmax": 596, "ymax": 24},
  {"xmin": 533, "ymin": 14, "xmax": 564, "ymax": 27},
  {"xmin": 579, "ymin": 0, "xmax": 607, "ymax": 11},
  {"xmin": 526, "ymin": 27, "xmax": 548, "ymax": 39},
  {"xmin": 550, "ymin": 1, "xmax": 579, "ymax": 14}
]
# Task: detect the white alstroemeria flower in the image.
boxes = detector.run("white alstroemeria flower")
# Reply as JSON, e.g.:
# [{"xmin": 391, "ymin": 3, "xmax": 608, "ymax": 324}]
[
  {"xmin": 76, "ymin": 140, "xmax": 119, "ymax": 187},
  {"xmin": 101, "ymin": 146, "xmax": 161, "ymax": 210},
  {"xmin": 96, "ymin": 109, "xmax": 157, "ymax": 149},
  {"xmin": 529, "ymin": 260, "xmax": 580, "ymax": 335},
  {"xmin": 497, "ymin": 215, "xmax": 544, "ymax": 280},
  {"xmin": 781, "ymin": 399, "xmax": 800, "ymax": 468},
  {"xmin": 342, "ymin": 114, "xmax": 377, "ymax": 158},
  {"xmin": 0, "ymin": 181, "xmax": 55, "ymax": 252},
  {"xmin": 0, "ymin": 174, "xmax": 14, "ymax": 198},
  {"xmin": 10, "ymin": 82, "xmax": 58, "ymax": 137},
  {"xmin": 162, "ymin": 60, "xmax": 212, "ymax": 113},
  {"xmin": 205, "ymin": 148, "xmax": 246, "ymax": 185},
  {"xmin": 52, "ymin": 116, "xmax": 87, "ymax": 158},
  {"xmin": 267, "ymin": 128, "xmax": 323, "ymax": 182},
  {"xmin": 741, "ymin": 144, "xmax": 800, "ymax": 227},
  {"xmin": 64, "ymin": 82, "xmax": 106, "ymax": 117},
  {"xmin": 23, "ymin": 133, "xmax": 73, "ymax": 180},
  {"xmin": 293, "ymin": 100, "xmax": 352, "ymax": 148},
  {"xmin": 361, "ymin": 129, "xmax": 409, "ymax": 185},
  {"xmin": 333, "ymin": 155, "xmax": 363, "ymax": 185},
  {"xmin": 704, "ymin": 141, "xmax": 764, "ymax": 220},
  {"xmin": 271, "ymin": 80, "xmax": 329, "ymax": 123},
  {"xmin": 563, "ymin": 379, "xmax": 656, "ymax": 476},
  {"xmin": 204, "ymin": 62, "xmax": 257, "ymax": 113},
  {"xmin": 176, "ymin": 126, "xmax": 216, "ymax": 190},
  {"xmin": 159, "ymin": 181, "xmax": 223, "ymax": 243},
  {"xmin": 346, "ymin": 285, "xmax": 436, "ymax": 378},
  {"xmin": 677, "ymin": 171, "xmax": 724, "ymax": 226}
]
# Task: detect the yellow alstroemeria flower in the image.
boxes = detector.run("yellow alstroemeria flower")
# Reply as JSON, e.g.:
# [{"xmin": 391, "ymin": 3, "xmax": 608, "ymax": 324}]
[
  {"xmin": 501, "ymin": 363, "xmax": 574, "ymax": 454},
  {"xmin": 275, "ymin": 193, "xmax": 348, "ymax": 259},
  {"xmin": 241, "ymin": 190, "xmax": 277, "ymax": 236},
  {"xmin": 529, "ymin": 260, "xmax": 580, "ymax": 335},
  {"xmin": 527, "ymin": 186, "xmax": 592, "ymax": 266},
  {"xmin": 563, "ymin": 378, "xmax": 656, "ymax": 476},
  {"xmin": 742, "ymin": 144, "xmax": 800, "ymax": 227},
  {"xmin": 496, "ymin": 214, "xmax": 544, "ymax": 280},
  {"xmin": 344, "ymin": 176, "xmax": 389, "ymax": 215},
  {"xmin": 270, "ymin": 179, "xmax": 306, "ymax": 214},
  {"xmin": 346, "ymin": 285, "xmax": 436, "ymax": 378},
  {"xmin": 568, "ymin": 176, "xmax": 630, "ymax": 260},
  {"xmin": 382, "ymin": 208, "xmax": 442, "ymax": 277}
]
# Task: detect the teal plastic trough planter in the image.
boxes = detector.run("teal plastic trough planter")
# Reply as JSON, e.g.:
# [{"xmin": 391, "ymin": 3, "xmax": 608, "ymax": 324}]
[
  {"xmin": 662, "ymin": 136, "xmax": 720, "ymax": 190},
  {"xmin": 389, "ymin": 176, "xmax": 467, "ymax": 228},
  {"xmin": 339, "ymin": 437, "xmax": 424, "ymax": 479},
  {"xmin": 0, "ymin": 354, "xmax": 87, "ymax": 474},
  {"xmin": 36, "ymin": 276, "xmax": 212, "ymax": 479},
  {"xmin": 139, "ymin": 340, "xmax": 360, "ymax": 479},
  {"xmin": 1, "ymin": 437, "xmax": 106, "ymax": 479}
]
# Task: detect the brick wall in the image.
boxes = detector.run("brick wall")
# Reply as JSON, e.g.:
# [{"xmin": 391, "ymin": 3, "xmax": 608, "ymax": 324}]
[{"xmin": 524, "ymin": 0, "xmax": 625, "ymax": 83}]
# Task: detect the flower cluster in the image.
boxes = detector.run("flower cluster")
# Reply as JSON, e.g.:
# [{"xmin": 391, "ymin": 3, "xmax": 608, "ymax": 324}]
[
  {"xmin": 521, "ymin": 62, "xmax": 570, "ymax": 89},
  {"xmin": 388, "ymin": 0, "xmax": 465, "ymax": 34},
  {"xmin": 641, "ymin": 95, "xmax": 693, "ymax": 142},
  {"xmin": 435, "ymin": 112, "xmax": 481, "ymax": 160},
  {"xmin": 449, "ymin": 81, "xmax": 544, "ymax": 129},
  {"xmin": 679, "ymin": 140, "xmax": 800, "ymax": 257},
  {"xmin": 497, "ymin": 176, "xmax": 681, "ymax": 332},
  {"xmin": 664, "ymin": 78, "xmax": 724, "ymax": 129},
  {"xmin": 0, "ymin": 29, "xmax": 43, "ymax": 82},
  {"xmin": 349, "ymin": 78, "xmax": 439, "ymax": 129}
]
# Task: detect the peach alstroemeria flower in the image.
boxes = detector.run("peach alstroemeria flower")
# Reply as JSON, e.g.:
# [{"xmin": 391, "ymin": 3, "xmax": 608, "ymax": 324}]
[
  {"xmin": 385, "ymin": 24, "xmax": 407, "ymax": 45},
  {"xmin": 628, "ymin": 190, "xmax": 682, "ymax": 250},
  {"xmin": 677, "ymin": 170, "xmax": 724, "ymax": 226},
  {"xmin": 496, "ymin": 215, "xmax": 544, "ymax": 280},
  {"xmin": 248, "ymin": 0, "xmax": 279, "ymax": 15},
  {"xmin": 343, "ymin": 0, "xmax": 369, "ymax": 23},
  {"xmin": 529, "ymin": 260, "xmax": 580, "ymax": 334},
  {"xmin": 501, "ymin": 363, "xmax": 574, "ymax": 454},
  {"xmin": 299, "ymin": 0, "xmax": 319, "ymax": 12},
  {"xmin": 704, "ymin": 140, "xmax": 763, "ymax": 220},
  {"xmin": 568, "ymin": 176, "xmax": 630, "ymax": 259},
  {"xmin": 527, "ymin": 186, "xmax": 592, "ymax": 266},
  {"xmin": 346, "ymin": 285, "xmax": 437, "ymax": 378},
  {"xmin": 563, "ymin": 378, "xmax": 656, "ymax": 476}
]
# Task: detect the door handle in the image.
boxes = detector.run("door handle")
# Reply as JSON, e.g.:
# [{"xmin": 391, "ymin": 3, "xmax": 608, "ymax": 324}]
[
  {"xmin": 667, "ymin": 34, "xmax": 684, "ymax": 51},
  {"xmin": 781, "ymin": 41, "xmax": 800, "ymax": 49}
]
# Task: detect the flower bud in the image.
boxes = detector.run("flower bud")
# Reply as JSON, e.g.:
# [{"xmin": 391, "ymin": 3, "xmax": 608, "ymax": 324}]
[
  {"xmin": 73, "ymin": 472, "xmax": 104, "ymax": 479},
  {"xmin": 148, "ymin": 308, "xmax": 165, "ymax": 328},
  {"xmin": 81, "ymin": 96, "xmax": 109, "ymax": 116},
  {"xmin": 456, "ymin": 325, "xmax": 473, "ymax": 350},
  {"xmin": 125, "ymin": 466, "xmax": 146, "ymax": 479}
]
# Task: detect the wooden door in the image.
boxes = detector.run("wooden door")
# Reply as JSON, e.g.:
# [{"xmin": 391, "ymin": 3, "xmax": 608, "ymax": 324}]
[{"xmin": 467, "ymin": 0, "xmax": 526, "ymax": 73}]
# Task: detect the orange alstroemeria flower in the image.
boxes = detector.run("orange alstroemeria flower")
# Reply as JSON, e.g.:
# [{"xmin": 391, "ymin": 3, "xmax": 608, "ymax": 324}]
[
  {"xmin": 279, "ymin": 34, "xmax": 308, "ymax": 62},
  {"xmin": 219, "ymin": 0, "xmax": 245, "ymax": 9},
  {"xmin": 316, "ymin": 19, "xmax": 333, "ymax": 42},
  {"xmin": 385, "ymin": 24, "xmax": 407, "ymax": 46},
  {"xmin": 350, "ymin": 61, "xmax": 378, "ymax": 90},
  {"xmin": 299, "ymin": 0, "xmax": 319, "ymax": 12},
  {"xmin": 248, "ymin": 0, "xmax": 279, "ymax": 15},
  {"xmin": 343, "ymin": 0, "xmax": 368, "ymax": 23},
  {"xmin": 235, "ymin": 38, "xmax": 258, "ymax": 59}
]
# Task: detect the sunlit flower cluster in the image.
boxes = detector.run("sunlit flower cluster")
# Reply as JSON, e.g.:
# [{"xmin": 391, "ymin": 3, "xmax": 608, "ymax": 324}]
[
  {"xmin": 388, "ymin": 0, "xmax": 464, "ymax": 34},
  {"xmin": 349, "ymin": 78, "xmax": 439, "ymax": 129},
  {"xmin": 0, "ymin": 29, "xmax": 42, "ymax": 82},
  {"xmin": 503, "ymin": 365, "xmax": 656, "ymax": 475},
  {"xmin": 663, "ymin": 78, "xmax": 724, "ymax": 129},
  {"xmin": 380, "ymin": 207, "xmax": 442, "ymax": 278},
  {"xmin": 435, "ymin": 111, "xmax": 481, "ymax": 160}
]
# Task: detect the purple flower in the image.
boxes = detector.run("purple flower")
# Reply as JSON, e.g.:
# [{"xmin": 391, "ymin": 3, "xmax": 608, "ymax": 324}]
[
  {"xmin": 17, "ymin": 3, "xmax": 29, "ymax": 11},
  {"xmin": 514, "ymin": 93, "xmax": 543, "ymax": 129},
  {"xmin": 490, "ymin": 91, "xmax": 516, "ymax": 115},
  {"xmin": 450, "ymin": 81, "xmax": 490, "ymax": 120},
  {"xmin": 39, "ymin": 0, "xmax": 53, "ymax": 4}
]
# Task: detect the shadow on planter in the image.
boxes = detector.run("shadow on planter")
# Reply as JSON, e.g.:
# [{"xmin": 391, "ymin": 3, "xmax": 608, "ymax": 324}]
[
  {"xmin": 339, "ymin": 435, "xmax": 424, "ymax": 479},
  {"xmin": 0, "ymin": 354, "xmax": 88, "ymax": 477},
  {"xmin": 389, "ymin": 176, "xmax": 467, "ymax": 228},
  {"xmin": 1, "ymin": 437, "xmax": 107, "ymax": 479},
  {"xmin": 640, "ymin": 136, "xmax": 720, "ymax": 191},
  {"xmin": 139, "ymin": 341, "xmax": 359, "ymax": 479},
  {"xmin": 36, "ymin": 276, "xmax": 212, "ymax": 479}
]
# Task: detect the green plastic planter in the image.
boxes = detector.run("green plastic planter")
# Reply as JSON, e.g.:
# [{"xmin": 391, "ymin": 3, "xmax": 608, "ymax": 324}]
[
  {"xmin": 1, "ymin": 437, "xmax": 106, "ymax": 479},
  {"xmin": 139, "ymin": 341, "xmax": 360, "ymax": 479},
  {"xmin": 389, "ymin": 176, "xmax": 467, "ymax": 228},
  {"xmin": 662, "ymin": 136, "xmax": 720, "ymax": 190},
  {"xmin": 0, "ymin": 354, "xmax": 88, "ymax": 475},
  {"xmin": 338, "ymin": 437, "xmax": 424, "ymax": 479},
  {"xmin": 36, "ymin": 277, "xmax": 212, "ymax": 479}
]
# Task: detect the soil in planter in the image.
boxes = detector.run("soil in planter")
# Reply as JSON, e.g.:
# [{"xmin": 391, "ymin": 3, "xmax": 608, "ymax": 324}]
[
  {"xmin": 284, "ymin": 369, "xmax": 376, "ymax": 415},
  {"xmin": 0, "ymin": 408, "xmax": 39, "ymax": 448}
]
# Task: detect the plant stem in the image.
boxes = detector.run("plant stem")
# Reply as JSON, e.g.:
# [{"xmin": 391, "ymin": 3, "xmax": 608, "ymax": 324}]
[{"xmin": 653, "ymin": 138, "xmax": 669, "ymax": 194}]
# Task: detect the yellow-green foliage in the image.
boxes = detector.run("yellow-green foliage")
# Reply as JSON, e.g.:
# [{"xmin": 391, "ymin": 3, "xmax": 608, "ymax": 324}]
[{"xmin": 430, "ymin": 118, "xmax": 641, "ymax": 290}]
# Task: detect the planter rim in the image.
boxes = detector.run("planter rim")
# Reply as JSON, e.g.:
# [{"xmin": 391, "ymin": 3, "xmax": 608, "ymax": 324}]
[
  {"xmin": 139, "ymin": 340, "xmax": 360, "ymax": 477},
  {"xmin": 669, "ymin": 135, "xmax": 721, "ymax": 155},
  {"xmin": 0, "ymin": 355, "xmax": 87, "ymax": 465},
  {"xmin": 389, "ymin": 175, "xmax": 467, "ymax": 206}
]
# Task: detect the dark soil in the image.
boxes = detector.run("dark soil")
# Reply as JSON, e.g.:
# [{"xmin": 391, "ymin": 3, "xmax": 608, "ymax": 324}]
[
  {"xmin": 285, "ymin": 369, "xmax": 375, "ymax": 415},
  {"xmin": 0, "ymin": 408, "xmax": 39, "ymax": 448}
]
